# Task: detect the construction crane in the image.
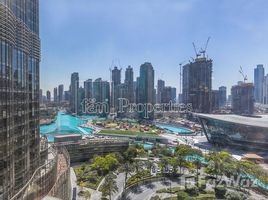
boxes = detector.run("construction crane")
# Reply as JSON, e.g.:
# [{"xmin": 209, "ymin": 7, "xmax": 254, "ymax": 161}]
[
  {"xmin": 239, "ymin": 66, "xmax": 248, "ymax": 82},
  {"xmin": 200, "ymin": 37, "xmax": 210, "ymax": 58},
  {"xmin": 179, "ymin": 60, "xmax": 186, "ymax": 95},
  {"xmin": 192, "ymin": 42, "xmax": 201, "ymax": 58}
]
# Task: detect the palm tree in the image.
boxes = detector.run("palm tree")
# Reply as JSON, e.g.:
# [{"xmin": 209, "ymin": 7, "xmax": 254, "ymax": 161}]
[
  {"xmin": 193, "ymin": 160, "xmax": 201, "ymax": 187},
  {"xmin": 101, "ymin": 173, "xmax": 119, "ymax": 200},
  {"xmin": 83, "ymin": 190, "xmax": 91, "ymax": 200},
  {"xmin": 205, "ymin": 151, "xmax": 231, "ymax": 186}
]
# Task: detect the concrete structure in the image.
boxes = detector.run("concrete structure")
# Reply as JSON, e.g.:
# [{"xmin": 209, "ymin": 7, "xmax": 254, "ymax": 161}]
[
  {"xmin": 125, "ymin": 66, "xmax": 134, "ymax": 103},
  {"xmin": 157, "ymin": 79, "xmax": 165, "ymax": 103},
  {"xmin": 0, "ymin": 1, "xmax": 41, "ymax": 198},
  {"xmin": 70, "ymin": 72, "xmax": 79, "ymax": 113},
  {"xmin": 47, "ymin": 90, "xmax": 51, "ymax": 102},
  {"xmin": 182, "ymin": 57, "xmax": 212, "ymax": 113},
  {"xmin": 254, "ymin": 64, "xmax": 265, "ymax": 103},
  {"xmin": 54, "ymin": 87, "xmax": 58, "ymax": 102},
  {"xmin": 219, "ymin": 86, "xmax": 227, "ymax": 108},
  {"xmin": 161, "ymin": 86, "xmax": 173, "ymax": 103},
  {"xmin": 137, "ymin": 62, "xmax": 155, "ymax": 119},
  {"xmin": 211, "ymin": 90, "xmax": 220, "ymax": 111},
  {"xmin": 171, "ymin": 87, "xmax": 176, "ymax": 103},
  {"xmin": 54, "ymin": 134, "xmax": 82, "ymax": 143},
  {"xmin": 84, "ymin": 79, "xmax": 93, "ymax": 99},
  {"xmin": 197, "ymin": 113, "xmax": 268, "ymax": 151},
  {"xmin": 57, "ymin": 137, "xmax": 130, "ymax": 163},
  {"xmin": 263, "ymin": 74, "xmax": 268, "ymax": 104},
  {"xmin": 111, "ymin": 66, "xmax": 121, "ymax": 110},
  {"xmin": 93, "ymin": 78, "xmax": 110, "ymax": 103},
  {"xmin": 58, "ymin": 84, "xmax": 64, "ymax": 102},
  {"xmin": 231, "ymin": 82, "xmax": 254, "ymax": 115}
]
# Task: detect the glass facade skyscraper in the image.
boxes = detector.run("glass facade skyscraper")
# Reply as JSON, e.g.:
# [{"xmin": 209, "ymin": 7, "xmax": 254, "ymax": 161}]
[
  {"xmin": 0, "ymin": 0, "xmax": 40, "ymax": 199},
  {"xmin": 254, "ymin": 64, "xmax": 265, "ymax": 103}
]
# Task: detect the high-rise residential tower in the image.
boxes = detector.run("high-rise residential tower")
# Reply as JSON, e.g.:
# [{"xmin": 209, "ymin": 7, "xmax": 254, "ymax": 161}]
[
  {"xmin": 53, "ymin": 87, "xmax": 58, "ymax": 102},
  {"xmin": 84, "ymin": 79, "xmax": 93, "ymax": 99},
  {"xmin": 70, "ymin": 72, "xmax": 79, "ymax": 114},
  {"xmin": 182, "ymin": 57, "xmax": 212, "ymax": 113},
  {"xmin": 231, "ymin": 83, "xmax": 254, "ymax": 115},
  {"xmin": 0, "ymin": 0, "xmax": 41, "ymax": 198},
  {"xmin": 254, "ymin": 64, "xmax": 265, "ymax": 103},
  {"xmin": 157, "ymin": 79, "xmax": 165, "ymax": 103},
  {"xmin": 46, "ymin": 90, "xmax": 51, "ymax": 102},
  {"xmin": 219, "ymin": 86, "xmax": 227, "ymax": 108},
  {"xmin": 263, "ymin": 74, "xmax": 268, "ymax": 104},
  {"xmin": 111, "ymin": 66, "xmax": 121, "ymax": 109},
  {"xmin": 137, "ymin": 62, "xmax": 155, "ymax": 119},
  {"xmin": 125, "ymin": 66, "xmax": 134, "ymax": 103},
  {"xmin": 93, "ymin": 78, "xmax": 110, "ymax": 103},
  {"xmin": 58, "ymin": 84, "xmax": 64, "ymax": 103}
]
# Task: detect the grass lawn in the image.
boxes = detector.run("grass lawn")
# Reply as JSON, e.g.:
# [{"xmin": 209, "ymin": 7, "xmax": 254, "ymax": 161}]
[{"xmin": 98, "ymin": 129, "xmax": 161, "ymax": 138}]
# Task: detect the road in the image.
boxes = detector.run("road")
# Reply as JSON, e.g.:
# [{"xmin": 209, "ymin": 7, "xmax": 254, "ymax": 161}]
[{"xmin": 126, "ymin": 179, "xmax": 182, "ymax": 200}]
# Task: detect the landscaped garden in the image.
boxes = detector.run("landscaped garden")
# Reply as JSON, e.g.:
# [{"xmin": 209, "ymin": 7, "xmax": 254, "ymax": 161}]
[
  {"xmin": 98, "ymin": 129, "xmax": 161, "ymax": 138},
  {"xmin": 73, "ymin": 142, "xmax": 268, "ymax": 200}
]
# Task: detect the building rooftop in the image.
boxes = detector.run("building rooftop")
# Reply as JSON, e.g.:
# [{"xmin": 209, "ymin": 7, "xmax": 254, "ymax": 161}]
[
  {"xmin": 195, "ymin": 113, "xmax": 268, "ymax": 128},
  {"xmin": 54, "ymin": 134, "xmax": 82, "ymax": 138}
]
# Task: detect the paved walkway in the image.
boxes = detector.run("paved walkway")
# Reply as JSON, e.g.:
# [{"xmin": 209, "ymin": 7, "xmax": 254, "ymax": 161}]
[
  {"xmin": 70, "ymin": 167, "xmax": 102, "ymax": 200},
  {"xmin": 111, "ymin": 172, "xmax": 126, "ymax": 200},
  {"xmin": 126, "ymin": 179, "xmax": 182, "ymax": 200}
]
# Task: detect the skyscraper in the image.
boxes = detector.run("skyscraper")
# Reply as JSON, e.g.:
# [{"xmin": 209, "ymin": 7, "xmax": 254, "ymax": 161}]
[
  {"xmin": 111, "ymin": 66, "xmax": 121, "ymax": 109},
  {"xmin": 39, "ymin": 89, "xmax": 43, "ymax": 104},
  {"xmin": 53, "ymin": 87, "xmax": 58, "ymax": 102},
  {"xmin": 182, "ymin": 57, "xmax": 212, "ymax": 113},
  {"xmin": 125, "ymin": 66, "xmax": 134, "ymax": 103},
  {"xmin": 84, "ymin": 79, "xmax": 93, "ymax": 99},
  {"xmin": 157, "ymin": 79, "xmax": 165, "ymax": 103},
  {"xmin": 219, "ymin": 86, "xmax": 227, "ymax": 108},
  {"xmin": 161, "ymin": 86, "xmax": 173, "ymax": 103},
  {"xmin": 137, "ymin": 62, "xmax": 155, "ymax": 119},
  {"xmin": 70, "ymin": 72, "xmax": 79, "ymax": 114},
  {"xmin": 254, "ymin": 64, "xmax": 265, "ymax": 103},
  {"xmin": 0, "ymin": 0, "xmax": 40, "ymax": 198},
  {"xmin": 46, "ymin": 90, "xmax": 51, "ymax": 102},
  {"xmin": 231, "ymin": 83, "xmax": 254, "ymax": 115},
  {"xmin": 58, "ymin": 84, "xmax": 64, "ymax": 103},
  {"xmin": 171, "ymin": 87, "xmax": 177, "ymax": 103},
  {"xmin": 263, "ymin": 74, "xmax": 268, "ymax": 104},
  {"xmin": 211, "ymin": 90, "xmax": 220, "ymax": 111},
  {"xmin": 93, "ymin": 78, "xmax": 110, "ymax": 103}
]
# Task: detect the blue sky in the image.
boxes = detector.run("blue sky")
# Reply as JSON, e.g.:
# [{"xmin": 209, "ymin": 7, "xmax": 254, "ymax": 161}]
[{"xmin": 40, "ymin": 0, "xmax": 268, "ymax": 95}]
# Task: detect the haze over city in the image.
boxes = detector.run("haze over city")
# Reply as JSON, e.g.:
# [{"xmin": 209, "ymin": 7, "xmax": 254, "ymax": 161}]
[{"xmin": 40, "ymin": 0, "xmax": 268, "ymax": 94}]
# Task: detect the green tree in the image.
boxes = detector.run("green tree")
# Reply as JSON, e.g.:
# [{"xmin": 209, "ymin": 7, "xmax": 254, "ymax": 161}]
[
  {"xmin": 205, "ymin": 151, "xmax": 231, "ymax": 186},
  {"xmin": 83, "ymin": 190, "xmax": 91, "ymax": 200},
  {"xmin": 101, "ymin": 173, "xmax": 119, "ymax": 200},
  {"xmin": 91, "ymin": 154, "xmax": 119, "ymax": 175}
]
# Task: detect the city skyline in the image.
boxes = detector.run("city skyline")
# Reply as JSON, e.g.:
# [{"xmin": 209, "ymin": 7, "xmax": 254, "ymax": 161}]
[{"xmin": 40, "ymin": 0, "xmax": 268, "ymax": 94}]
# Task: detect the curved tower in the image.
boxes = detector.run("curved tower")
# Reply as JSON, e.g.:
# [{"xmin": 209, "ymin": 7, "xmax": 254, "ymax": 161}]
[{"xmin": 0, "ymin": 0, "xmax": 40, "ymax": 199}]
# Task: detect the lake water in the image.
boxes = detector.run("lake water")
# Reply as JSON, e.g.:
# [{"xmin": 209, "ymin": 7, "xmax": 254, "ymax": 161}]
[
  {"xmin": 40, "ymin": 112, "xmax": 96, "ymax": 142},
  {"xmin": 156, "ymin": 124, "xmax": 192, "ymax": 134}
]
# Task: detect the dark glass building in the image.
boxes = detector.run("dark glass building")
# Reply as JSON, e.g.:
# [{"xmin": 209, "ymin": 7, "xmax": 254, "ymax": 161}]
[
  {"xmin": 254, "ymin": 64, "xmax": 264, "ymax": 103},
  {"xmin": 197, "ymin": 114, "xmax": 268, "ymax": 151},
  {"xmin": 125, "ymin": 65, "xmax": 134, "ymax": 103},
  {"xmin": 137, "ymin": 62, "xmax": 155, "ymax": 119},
  {"xmin": 70, "ymin": 72, "xmax": 79, "ymax": 113},
  {"xmin": 0, "ymin": 0, "xmax": 40, "ymax": 198},
  {"xmin": 58, "ymin": 84, "xmax": 64, "ymax": 103},
  {"xmin": 157, "ymin": 79, "xmax": 165, "ymax": 103},
  {"xmin": 219, "ymin": 86, "xmax": 227, "ymax": 108}
]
